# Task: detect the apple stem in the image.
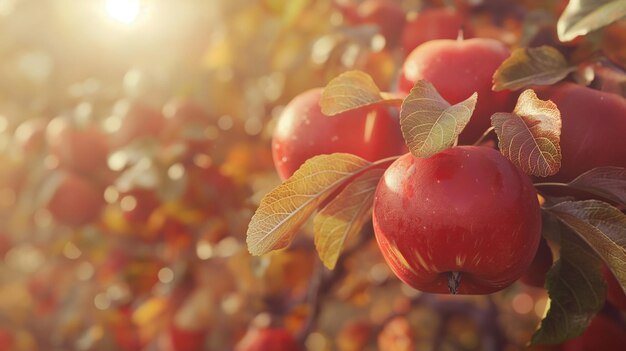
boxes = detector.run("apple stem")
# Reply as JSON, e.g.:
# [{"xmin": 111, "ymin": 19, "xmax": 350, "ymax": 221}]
[
  {"xmin": 533, "ymin": 182, "xmax": 568, "ymax": 188},
  {"xmin": 447, "ymin": 271, "xmax": 462, "ymax": 294},
  {"xmin": 473, "ymin": 126, "xmax": 495, "ymax": 146}
]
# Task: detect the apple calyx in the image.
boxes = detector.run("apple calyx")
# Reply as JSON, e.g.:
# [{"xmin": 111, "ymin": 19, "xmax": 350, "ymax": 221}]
[{"xmin": 447, "ymin": 271, "xmax": 462, "ymax": 295}]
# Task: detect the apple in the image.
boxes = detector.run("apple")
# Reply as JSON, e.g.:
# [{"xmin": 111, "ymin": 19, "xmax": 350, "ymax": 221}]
[
  {"xmin": 162, "ymin": 98, "xmax": 216, "ymax": 159},
  {"xmin": 183, "ymin": 164, "xmax": 238, "ymax": 213},
  {"xmin": 562, "ymin": 314, "xmax": 626, "ymax": 351},
  {"xmin": 164, "ymin": 326, "xmax": 207, "ymax": 351},
  {"xmin": 402, "ymin": 8, "xmax": 474, "ymax": 54},
  {"xmin": 534, "ymin": 83, "xmax": 626, "ymax": 182},
  {"xmin": 398, "ymin": 38, "xmax": 513, "ymax": 144},
  {"xmin": 335, "ymin": 0, "xmax": 360, "ymax": 25},
  {"xmin": 272, "ymin": 88, "xmax": 405, "ymax": 180},
  {"xmin": 0, "ymin": 327, "xmax": 14, "ymax": 350},
  {"xmin": 234, "ymin": 327, "xmax": 300, "ymax": 351},
  {"xmin": 603, "ymin": 266, "xmax": 626, "ymax": 311},
  {"xmin": 357, "ymin": 0, "xmax": 406, "ymax": 48},
  {"xmin": 112, "ymin": 100, "xmax": 165, "ymax": 148},
  {"xmin": 47, "ymin": 117, "xmax": 110, "ymax": 176},
  {"xmin": 119, "ymin": 188, "xmax": 161, "ymax": 224},
  {"xmin": 520, "ymin": 238, "xmax": 553, "ymax": 288},
  {"xmin": 46, "ymin": 171, "xmax": 104, "ymax": 227},
  {"xmin": 372, "ymin": 146, "xmax": 541, "ymax": 294}
]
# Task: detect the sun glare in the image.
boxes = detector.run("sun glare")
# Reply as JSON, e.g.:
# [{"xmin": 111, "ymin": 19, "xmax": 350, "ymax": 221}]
[{"xmin": 105, "ymin": 0, "xmax": 141, "ymax": 24}]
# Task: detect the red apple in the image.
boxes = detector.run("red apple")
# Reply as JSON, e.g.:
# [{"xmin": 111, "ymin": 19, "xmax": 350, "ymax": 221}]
[
  {"xmin": 272, "ymin": 88, "xmax": 405, "ymax": 180},
  {"xmin": 603, "ymin": 266, "xmax": 626, "ymax": 311},
  {"xmin": 162, "ymin": 98, "xmax": 213, "ymax": 131},
  {"xmin": 47, "ymin": 117, "xmax": 109, "ymax": 176},
  {"xmin": 183, "ymin": 165, "xmax": 237, "ymax": 213},
  {"xmin": 234, "ymin": 327, "xmax": 300, "ymax": 351},
  {"xmin": 534, "ymin": 83, "xmax": 626, "ymax": 182},
  {"xmin": 119, "ymin": 188, "xmax": 161, "ymax": 224},
  {"xmin": 373, "ymin": 146, "xmax": 541, "ymax": 294},
  {"xmin": 162, "ymin": 98, "xmax": 216, "ymax": 159},
  {"xmin": 112, "ymin": 101, "xmax": 165, "ymax": 148},
  {"xmin": 165, "ymin": 326, "xmax": 207, "ymax": 351},
  {"xmin": 0, "ymin": 327, "xmax": 14, "ymax": 350},
  {"xmin": 398, "ymin": 38, "xmax": 513, "ymax": 144},
  {"xmin": 520, "ymin": 238, "xmax": 553, "ymax": 288},
  {"xmin": 402, "ymin": 8, "xmax": 474, "ymax": 54},
  {"xmin": 46, "ymin": 171, "xmax": 104, "ymax": 226},
  {"xmin": 562, "ymin": 314, "xmax": 626, "ymax": 351},
  {"xmin": 357, "ymin": 0, "xmax": 406, "ymax": 48}
]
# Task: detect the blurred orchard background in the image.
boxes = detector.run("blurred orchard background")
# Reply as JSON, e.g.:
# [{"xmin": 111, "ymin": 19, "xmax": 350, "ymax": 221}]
[{"xmin": 0, "ymin": 0, "xmax": 612, "ymax": 350}]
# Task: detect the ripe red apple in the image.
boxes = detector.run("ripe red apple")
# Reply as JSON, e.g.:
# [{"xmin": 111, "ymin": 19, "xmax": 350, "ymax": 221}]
[
  {"xmin": 398, "ymin": 38, "xmax": 513, "ymax": 144},
  {"xmin": 46, "ymin": 171, "xmax": 104, "ymax": 227},
  {"xmin": 520, "ymin": 238, "xmax": 553, "ymax": 288},
  {"xmin": 534, "ymin": 83, "xmax": 626, "ymax": 182},
  {"xmin": 183, "ymin": 165, "xmax": 237, "ymax": 213},
  {"xmin": 402, "ymin": 8, "xmax": 474, "ymax": 54},
  {"xmin": 163, "ymin": 326, "xmax": 207, "ymax": 351},
  {"xmin": 561, "ymin": 314, "xmax": 626, "ymax": 351},
  {"xmin": 603, "ymin": 266, "xmax": 626, "ymax": 311},
  {"xmin": 162, "ymin": 98, "xmax": 216, "ymax": 160},
  {"xmin": 112, "ymin": 100, "xmax": 165, "ymax": 148},
  {"xmin": 234, "ymin": 327, "xmax": 300, "ymax": 351},
  {"xmin": 0, "ymin": 327, "xmax": 14, "ymax": 350},
  {"xmin": 357, "ymin": 0, "xmax": 406, "ymax": 48},
  {"xmin": 163, "ymin": 98, "xmax": 213, "ymax": 130},
  {"xmin": 119, "ymin": 188, "xmax": 161, "ymax": 224},
  {"xmin": 47, "ymin": 117, "xmax": 109, "ymax": 176},
  {"xmin": 373, "ymin": 146, "xmax": 541, "ymax": 294},
  {"xmin": 272, "ymin": 88, "xmax": 405, "ymax": 180}
]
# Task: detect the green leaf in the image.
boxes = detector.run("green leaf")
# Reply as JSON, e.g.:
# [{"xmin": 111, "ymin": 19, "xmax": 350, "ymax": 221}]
[
  {"xmin": 557, "ymin": 0, "xmax": 626, "ymax": 42},
  {"xmin": 492, "ymin": 89, "xmax": 562, "ymax": 177},
  {"xmin": 567, "ymin": 167, "xmax": 626, "ymax": 206},
  {"xmin": 492, "ymin": 46, "xmax": 575, "ymax": 91},
  {"xmin": 313, "ymin": 169, "xmax": 383, "ymax": 269},
  {"xmin": 546, "ymin": 200, "xmax": 626, "ymax": 295},
  {"xmin": 531, "ymin": 223, "xmax": 607, "ymax": 344},
  {"xmin": 246, "ymin": 153, "xmax": 373, "ymax": 256},
  {"xmin": 320, "ymin": 70, "xmax": 402, "ymax": 116},
  {"xmin": 400, "ymin": 80, "xmax": 477, "ymax": 158}
]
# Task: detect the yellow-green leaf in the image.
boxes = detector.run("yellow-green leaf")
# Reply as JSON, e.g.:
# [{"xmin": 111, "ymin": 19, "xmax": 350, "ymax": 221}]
[
  {"xmin": 491, "ymin": 89, "xmax": 562, "ymax": 177},
  {"xmin": 546, "ymin": 200, "xmax": 626, "ymax": 295},
  {"xmin": 557, "ymin": 0, "xmax": 626, "ymax": 42},
  {"xmin": 493, "ymin": 46, "xmax": 575, "ymax": 91},
  {"xmin": 246, "ymin": 153, "xmax": 372, "ymax": 256},
  {"xmin": 313, "ymin": 169, "xmax": 384, "ymax": 269},
  {"xmin": 400, "ymin": 80, "xmax": 477, "ymax": 158},
  {"xmin": 532, "ymin": 223, "xmax": 606, "ymax": 344},
  {"xmin": 568, "ymin": 167, "xmax": 626, "ymax": 206},
  {"xmin": 320, "ymin": 70, "xmax": 402, "ymax": 116}
]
